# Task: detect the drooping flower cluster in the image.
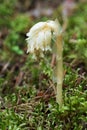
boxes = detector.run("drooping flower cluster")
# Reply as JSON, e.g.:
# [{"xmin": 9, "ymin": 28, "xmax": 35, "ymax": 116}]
[
  {"xmin": 26, "ymin": 19, "xmax": 63, "ymax": 107},
  {"xmin": 26, "ymin": 19, "xmax": 61, "ymax": 58}
]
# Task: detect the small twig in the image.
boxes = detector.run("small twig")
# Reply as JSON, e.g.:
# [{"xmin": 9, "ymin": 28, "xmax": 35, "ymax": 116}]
[{"xmin": 48, "ymin": 80, "xmax": 56, "ymax": 94}]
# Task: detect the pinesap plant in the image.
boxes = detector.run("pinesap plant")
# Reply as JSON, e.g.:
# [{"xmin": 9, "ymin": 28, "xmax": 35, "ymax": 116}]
[{"xmin": 26, "ymin": 19, "xmax": 63, "ymax": 107}]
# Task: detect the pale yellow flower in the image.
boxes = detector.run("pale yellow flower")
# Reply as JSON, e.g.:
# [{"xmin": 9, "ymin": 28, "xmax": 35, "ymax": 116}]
[{"xmin": 26, "ymin": 19, "xmax": 61, "ymax": 57}]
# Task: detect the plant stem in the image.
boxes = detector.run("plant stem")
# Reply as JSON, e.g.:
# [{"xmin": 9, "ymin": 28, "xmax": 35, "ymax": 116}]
[{"xmin": 56, "ymin": 34, "xmax": 63, "ymax": 107}]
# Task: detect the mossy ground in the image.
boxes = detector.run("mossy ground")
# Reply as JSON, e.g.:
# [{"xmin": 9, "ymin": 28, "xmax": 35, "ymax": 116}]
[{"xmin": 0, "ymin": 1, "xmax": 87, "ymax": 130}]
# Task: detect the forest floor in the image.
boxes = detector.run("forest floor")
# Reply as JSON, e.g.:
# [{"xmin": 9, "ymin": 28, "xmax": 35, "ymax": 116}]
[{"xmin": 0, "ymin": 0, "xmax": 87, "ymax": 130}]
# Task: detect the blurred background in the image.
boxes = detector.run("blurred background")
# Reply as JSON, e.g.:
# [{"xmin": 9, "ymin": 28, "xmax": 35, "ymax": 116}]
[{"xmin": 0, "ymin": 0, "xmax": 87, "ymax": 88}]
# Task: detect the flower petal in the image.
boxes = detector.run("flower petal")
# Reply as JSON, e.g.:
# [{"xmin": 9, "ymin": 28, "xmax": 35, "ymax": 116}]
[
  {"xmin": 36, "ymin": 31, "xmax": 45, "ymax": 50},
  {"xmin": 44, "ymin": 29, "xmax": 51, "ymax": 47}
]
